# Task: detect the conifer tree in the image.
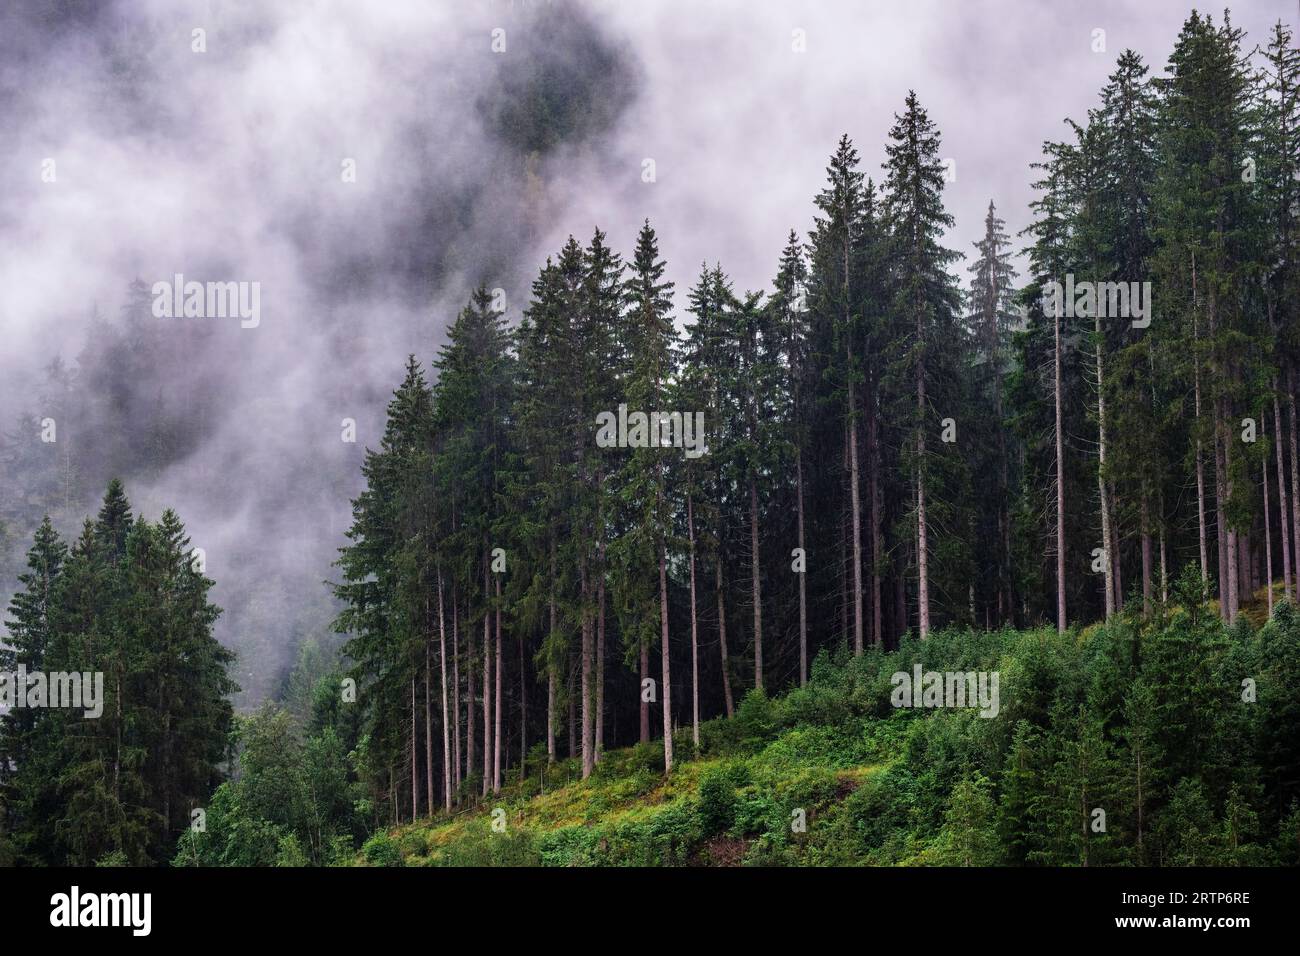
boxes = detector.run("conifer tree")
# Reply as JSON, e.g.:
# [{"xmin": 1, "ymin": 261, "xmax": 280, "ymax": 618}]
[{"xmin": 882, "ymin": 92, "xmax": 964, "ymax": 638}]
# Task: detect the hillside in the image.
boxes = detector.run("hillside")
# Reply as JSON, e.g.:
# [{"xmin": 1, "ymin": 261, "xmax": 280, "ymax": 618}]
[{"xmin": 352, "ymin": 603, "xmax": 1300, "ymax": 868}]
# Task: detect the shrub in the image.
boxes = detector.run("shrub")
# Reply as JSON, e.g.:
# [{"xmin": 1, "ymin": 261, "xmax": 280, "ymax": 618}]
[
  {"xmin": 361, "ymin": 832, "xmax": 402, "ymax": 867},
  {"xmin": 698, "ymin": 767, "xmax": 738, "ymax": 835}
]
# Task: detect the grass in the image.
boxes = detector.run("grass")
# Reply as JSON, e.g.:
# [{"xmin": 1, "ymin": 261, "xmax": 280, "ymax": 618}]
[{"xmin": 357, "ymin": 709, "xmax": 900, "ymax": 867}]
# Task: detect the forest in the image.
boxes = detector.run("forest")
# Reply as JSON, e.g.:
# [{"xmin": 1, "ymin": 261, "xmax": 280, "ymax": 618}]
[{"xmin": 2, "ymin": 9, "xmax": 1300, "ymax": 867}]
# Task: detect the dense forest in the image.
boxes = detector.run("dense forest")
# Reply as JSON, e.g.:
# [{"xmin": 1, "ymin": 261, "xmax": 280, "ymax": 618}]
[{"xmin": 3, "ymin": 9, "xmax": 1300, "ymax": 867}]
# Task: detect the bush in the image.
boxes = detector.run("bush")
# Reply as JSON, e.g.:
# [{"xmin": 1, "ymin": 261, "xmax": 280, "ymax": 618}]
[
  {"xmin": 398, "ymin": 829, "xmax": 431, "ymax": 859},
  {"xmin": 698, "ymin": 767, "xmax": 738, "ymax": 835},
  {"xmin": 437, "ymin": 820, "xmax": 541, "ymax": 867},
  {"xmin": 735, "ymin": 689, "xmax": 783, "ymax": 751},
  {"xmin": 361, "ymin": 832, "xmax": 402, "ymax": 867}
]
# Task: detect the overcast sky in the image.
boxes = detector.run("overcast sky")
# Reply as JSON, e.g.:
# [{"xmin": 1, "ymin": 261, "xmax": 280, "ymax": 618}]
[{"xmin": 0, "ymin": 0, "xmax": 1292, "ymax": 698}]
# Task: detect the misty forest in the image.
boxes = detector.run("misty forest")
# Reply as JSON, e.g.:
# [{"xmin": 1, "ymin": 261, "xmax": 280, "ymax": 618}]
[{"xmin": 3, "ymin": 4, "xmax": 1300, "ymax": 868}]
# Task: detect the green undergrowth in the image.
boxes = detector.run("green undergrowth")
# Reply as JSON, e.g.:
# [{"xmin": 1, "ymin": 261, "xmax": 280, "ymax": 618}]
[
  {"xmin": 356, "ymin": 628, "xmax": 1057, "ymax": 867},
  {"xmin": 354, "ymin": 597, "xmax": 1300, "ymax": 867}
]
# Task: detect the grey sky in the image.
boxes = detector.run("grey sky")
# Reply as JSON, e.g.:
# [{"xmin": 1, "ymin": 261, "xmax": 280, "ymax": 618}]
[{"xmin": 0, "ymin": 0, "xmax": 1290, "ymax": 701}]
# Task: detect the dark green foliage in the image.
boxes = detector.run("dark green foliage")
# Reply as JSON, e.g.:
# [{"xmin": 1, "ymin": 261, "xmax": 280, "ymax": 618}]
[{"xmin": 1, "ymin": 483, "xmax": 235, "ymax": 865}]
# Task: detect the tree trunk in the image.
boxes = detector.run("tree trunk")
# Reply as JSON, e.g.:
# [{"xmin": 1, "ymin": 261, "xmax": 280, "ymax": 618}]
[
  {"xmin": 750, "ymin": 478, "xmax": 764, "ymax": 688},
  {"xmin": 867, "ymin": 395, "xmax": 884, "ymax": 648},
  {"xmin": 424, "ymin": 612, "xmax": 434, "ymax": 818},
  {"xmin": 482, "ymin": 559, "xmax": 492, "ymax": 798},
  {"xmin": 716, "ymin": 555, "xmax": 733, "ymax": 718},
  {"xmin": 1220, "ymin": 394, "xmax": 1239, "ymax": 623},
  {"xmin": 1265, "ymin": 454, "xmax": 1274, "ymax": 616},
  {"xmin": 796, "ymin": 455, "xmax": 809, "ymax": 681},
  {"xmin": 1216, "ymin": 414, "xmax": 1231, "ymax": 621},
  {"xmin": 894, "ymin": 559, "xmax": 908, "ymax": 641},
  {"xmin": 1141, "ymin": 494, "xmax": 1152, "ymax": 618},
  {"xmin": 1055, "ymin": 297, "xmax": 1066, "ymax": 632},
  {"xmin": 410, "ymin": 676, "xmax": 418, "ymax": 822},
  {"xmin": 438, "ymin": 568, "xmax": 451, "ymax": 812},
  {"xmin": 452, "ymin": 588, "xmax": 461, "ymax": 794},
  {"xmin": 848, "ymin": 378, "xmax": 865, "ymax": 653},
  {"xmin": 659, "ymin": 541, "xmax": 673, "ymax": 773},
  {"xmin": 1159, "ymin": 498, "xmax": 1169, "ymax": 605},
  {"xmin": 1194, "ymin": 276, "xmax": 1209, "ymax": 587},
  {"xmin": 519, "ymin": 619, "xmax": 527, "ymax": 775},
  {"xmin": 1289, "ymin": 367, "xmax": 1300, "ymax": 610},
  {"xmin": 596, "ymin": 537, "xmax": 606, "ymax": 761},
  {"xmin": 494, "ymin": 577, "xmax": 503, "ymax": 793},
  {"xmin": 1274, "ymin": 388, "xmax": 1292, "ymax": 601},
  {"xmin": 1195, "ymin": 374, "xmax": 1210, "ymax": 586},
  {"xmin": 581, "ymin": 557, "xmax": 594, "ymax": 780},
  {"xmin": 547, "ymin": 538, "xmax": 557, "ymax": 764},
  {"xmin": 688, "ymin": 492, "xmax": 700, "ymax": 746},
  {"xmin": 1095, "ymin": 312, "xmax": 1115, "ymax": 620},
  {"xmin": 466, "ymin": 603, "xmax": 475, "ymax": 793},
  {"xmin": 840, "ymin": 427, "xmax": 848, "ymax": 641},
  {"xmin": 567, "ymin": 655, "xmax": 576, "ymax": 759},
  {"xmin": 915, "ymin": 313, "xmax": 931, "ymax": 639},
  {"xmin": 640, "ymin": 642, "xmax": 650, "ymax": 744},
  {"xmin": 1111, "ymin": 485, "xmax": 1123, "ymax": 612}
]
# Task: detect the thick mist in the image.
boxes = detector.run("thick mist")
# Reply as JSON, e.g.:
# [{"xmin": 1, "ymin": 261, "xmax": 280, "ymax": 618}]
[
  {"xmin": 0, "ymin": 0, "xmax": 1289, "ymax": 705},
  {"xmin": 0, "ymin": 0, "xmax": 638, "ymax": 704}
]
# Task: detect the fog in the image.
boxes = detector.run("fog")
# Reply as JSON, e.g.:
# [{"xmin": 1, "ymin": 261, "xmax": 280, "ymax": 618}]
[{"xmin": 0, "ymin": 0, "xmax": 1289, "ymax": 704}]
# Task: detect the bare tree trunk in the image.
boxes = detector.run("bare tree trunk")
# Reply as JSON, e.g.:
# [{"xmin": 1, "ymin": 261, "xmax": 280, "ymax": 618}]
[
  {"xmin": 867, "ymin": 397, "xmax": 884, "ymax": 648},
  {"xmin": 1195, "ymin": 383, "xmax": 1210, "ymax": 586},
  {"xmin": 1240, "ymin": 528, "xmax": 1252, "ymax": 608},
  {"xmin": 1289, "ymin": 367, "xmax": 1300, "ymax": 609},
  {"xmin": 840, "ymin": 429, "xmax": 849, "ymax": 641},
  {"xmin": 1274, "ymin": 388, "xmax": 1292, "ymax": 601},
  {"xmin": 466, "ymin": 603, "xmax": 476, "ymax": 794},
  {"xmin": 494, "ymin": 577, "xmax": 502, "ymax": 793},
  {"xmin": 1111, "ymin": 485, "xmax": 1123, "ymax": 612},
  {"xmin": 581, "ymin": 557, "xmax": 594, "ymax": 780},
  {"xmin": 1194, "ymin": 278, "xmax": 1209, "ymax": 587},
  {"xmin": 546, "ymin": 663, "xmax": 556, "ymax": 765},
  {"xmin": 519, "ymin": 622, "xmax": 527, "ymax": 774},
  {"xmin": 596, "ymin": 537, "xmax": 606, "ymax": 760},
  {"xmin": 410, "ymin": 676, "xmax": 418, "ymax": 822},
  {"xmin": 1055, "ymin": 298, "xmax": 1066, "ymax": 632},
  {"xmin": 452, "ymin": 589, "xmax": 461, "ymax": 794},
  {"xmin": 547, "ymin": 538, "xmax": 557, "ymax": 764},
  {"xmin": 1265, "ymin": 454, "xmax": 1274, "ymax": 616},
  {"xmin": 424, "ymin": 611, "xmax": 434, "ymax": 818},
  {"xmin": 567, "ymin": 655, "xmax": 576, "ymax": 758},
  {"xmin": 1220, "ymin": 395, "xmax": 1239, "ymax": 623},
  {"xmin": 716, "ymin": 555, "xmax": 734, "ymax": 718},
  {"xmin": 1095, "ymin": 312, "xmax": 1115, "ymax": 620},
  {"xmin": 916, "ymin": 316, "xmax": 931, "ymax": 639},
  {"xmin": 659, "ymin": 541, "xmax": 674, "ymax": 773},
  {"xmin": 848, "ymin": 379, "xmax": 865, "ymax": 653},
  {"xmin": 1159, "ymin": 496, "xmax": 1169, "ymax": 605},
  {"xmin": 750, "ymin": 479, "xmax": 764, "ymax": 688},
  {"xmin": 1141, "ymin": 494, "xmax": 1152, "ymax": 618},
  {"xmin": 998, "ymin": 428, "xmax": 1013, "ymax": 625},
  {"xmin": 796, "ymin": 456, "xmax": 809, "ymax": 680},
  {"xmin": 894, "ymin": 560, "xmax": 907, "ymax": 641},
  {"xmin": 688, "ymin": 492, "xmax": 700, "ymax": 746},
  {"xmin": 464, "ymin": 608, "xmax": 476, "ymax": 794},
  {"xmin": 438, "ymin": 568, "xmax": 451, "ymax": 812},
  {"xmin": 640, "ymin": 642, "xmax": 650, "ymax": 744},
  {"xmin": 1216, "ymin": 416, "xmax": 1231, "ymax": 621},
  {"xmin": 482, "ymin": 559, "xmax": 492, "ymax": 798}
]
